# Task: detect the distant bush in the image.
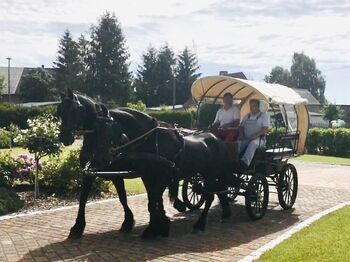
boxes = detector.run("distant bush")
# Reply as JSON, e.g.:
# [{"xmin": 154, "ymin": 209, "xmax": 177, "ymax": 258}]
[
  {"xmin": 127, "ymin": 100, "xmax": 147, "ymax": 112},
  {"xmin": 306, "ymin": 128, "xmax": 350, "ymax": 157},
  {"xmin": 197, "ymin": 103, "xmax": 221, "ymax": 128},
  {"xmin": 148, "ymin": 110, "xmax": 193, "ymax": 128},
  {"xmin": 0, "ymin": 187, "xmax": 24, "ymax": 216},
  {"xmin": 0, "ymin": 103, "xmax": 56, "ymax": 129}
]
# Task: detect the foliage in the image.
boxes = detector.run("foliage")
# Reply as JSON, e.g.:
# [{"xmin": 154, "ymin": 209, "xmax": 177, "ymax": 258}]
[
  {"xmin": 20, "ymin": 67, "xmax": 57, "ymax": 102},
  {"xmin": 16, "ymin": 114, "xmax": 61, "ymax": 160},
  {"xmin": 322, "ymin": 103, "xmax": 344, "ymax": 127},
  {"xmin": 41, "ymin": 150, "xmax": 110, "ymax": 194},
  {"xmin": 264, "ymin": 66, "xmax": 292, "ymax": 87},
  {"xmin": 53, "ymin": 30, "xmax": 85, "ymax": 93},
  {"xmin": 0, "ymin": 129, "xmax": 11, "ymax": 149},
  {"xmin": 86, "ymin": 12, "xmax": 132, "ymax": 104},
  {"xmin": 175, "ymin": 47, "xmax": 201, "ymax": 104},
  {"xmin": 127, "ymin": 100, "xmax": 147, "ymax": 112},
  {"xmin": 307, "ymin": 128, "xmax": 350, "ymax": 157},
  {"xmin": 0, "ymin": 103, "xmax": 56, "ymax": 129},
  {"xmin": 134, "ymin": 45, "xmax": 176, "ymax": 106},
  {"xmin": 148, "ymin": 110, "xmax": 193, "ymax": 128},
  {"xmin": 265, "ymin": 52, "xmax": 326, "ymax": 103},
  {"xmin": 0, "ymin": 187, "xmax": 24, "ymax": 216},
  {"xmin": 197, "ymin": 103, "xmax": 222, "ymax": 128},
  {"xmin": 6, "ymin": 124, "xmax": 21, "ymax": 147}
]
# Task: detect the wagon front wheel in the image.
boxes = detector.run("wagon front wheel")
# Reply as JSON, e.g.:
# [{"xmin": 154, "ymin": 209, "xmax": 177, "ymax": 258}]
[
  {"xmin": 182, "ymin": 176, "xmax": 205, "ymax": 210},
  {"xmin": 245, "ymin": 173, "xmax": 269, "ymax": 220},
  {"xmin": 278, "ymin": 164, "xmax": 298, "ymax": 210}
]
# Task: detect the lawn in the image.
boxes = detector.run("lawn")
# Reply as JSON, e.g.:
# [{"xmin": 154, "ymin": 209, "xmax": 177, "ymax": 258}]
[
  {"xmin": 259, "ymin": 205, "xmax": 350, "ymax": 262},
  {"xmin": 0, "ymin": 146, "xmax": 76, "ymax": 160},
  {"xmin": 295, "ymin": 154, "xmax": 350, "ymax": 166}
]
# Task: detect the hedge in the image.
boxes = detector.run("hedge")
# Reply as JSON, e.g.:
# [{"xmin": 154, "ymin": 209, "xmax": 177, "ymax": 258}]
[
  {"xmin": 0, "ymin": 129, "xmax": 11, "ymax": 148},
  {"xmin": 307, "ymin": 128, "xmax": 350, "ymax": 157},
  {"xmin": 148, "ymin": 110, "xmax": 193, "ymax": 128},
  {"xmin": 0, "ymin": 103, "xmax": 56, "ymax": 129}
]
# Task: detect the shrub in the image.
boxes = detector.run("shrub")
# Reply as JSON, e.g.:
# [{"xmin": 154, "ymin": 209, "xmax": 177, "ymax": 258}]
[
  {"xmin": 148, "ymin": 110, "xmax": 193, "ymax": 128},
  {"xmin": 0, "ymin": 187, "xmax": 24, "ymax": 216},
  {"xmin": 306, "ymin": 128, "xmax": 350, "ymax": 157},
  {"xmin": 197, "ymin": 103, "xmax": 221, "ymax": 128},
  {"xmin": 127, "ymin": 101, "xmax": 147, "ymax": 112},
  {"xmin": 0, "ymin": 128, "xmax": 11, "ymax": 148},
  {"xmin": 41, "ymin": 150, "xmax": 110, "ymax": 194},
  {"xmin": 0, "ymin": 103, "xmax": 56, "ymax": 129},
  {"xmin": 6, "ymin": 124, "xmax": 22, "ymax": 147}
]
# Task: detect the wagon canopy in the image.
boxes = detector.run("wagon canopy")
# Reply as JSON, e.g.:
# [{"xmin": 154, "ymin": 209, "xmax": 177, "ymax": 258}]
[{"xmin": 191, "ymin": 76, "xmax": 306, "ymax": 105}]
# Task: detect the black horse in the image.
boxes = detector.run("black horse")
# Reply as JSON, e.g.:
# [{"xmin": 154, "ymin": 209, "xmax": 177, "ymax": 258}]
[{"xmin": 58, "ymin": 89, "xmax": 232, "ymax": 239}]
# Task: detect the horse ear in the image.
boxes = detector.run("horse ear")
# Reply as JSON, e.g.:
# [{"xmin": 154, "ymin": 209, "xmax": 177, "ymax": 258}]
[
  {"xmin": 67, "ymin": 88, "xmax": 74, "ymax": 100},
  {"xmin": 100, "ymin": 104, "xmax": 109, "ymax": 117}
]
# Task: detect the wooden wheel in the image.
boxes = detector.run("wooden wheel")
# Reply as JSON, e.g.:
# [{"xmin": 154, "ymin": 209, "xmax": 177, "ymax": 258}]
[
  {"xmin": 245, "ymin": 173, "xmax": 269, "ymax": 220},
  {"xmin": 277, "ymin": 164, "xmax": 298, "ymax": 210},
  {"xmin": 182, "ymin": 175, "xmax": 205, "ymax": 210}
]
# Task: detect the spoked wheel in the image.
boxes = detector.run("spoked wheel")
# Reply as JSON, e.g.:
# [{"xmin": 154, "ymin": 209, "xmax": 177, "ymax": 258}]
[
  {"xmin": 182, "ymin": 175, "xmax": 205, "ymax": 210},
  {"xmin": 277, "ymin": 163, "xmax": 298, "ymax": 210},
  {"xmin": 245, "ymin": 173, "xmax": 269, "ymax": 220}
]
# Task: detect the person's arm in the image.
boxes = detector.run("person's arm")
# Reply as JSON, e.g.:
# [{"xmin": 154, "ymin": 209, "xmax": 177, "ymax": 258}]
[
  {"xmin": 210, "ymin": 110, "xmax": 221, "ymax": 129},
  {"xmin": 249, "ymin": 127, "xmax": 268, "ymax": 140}
]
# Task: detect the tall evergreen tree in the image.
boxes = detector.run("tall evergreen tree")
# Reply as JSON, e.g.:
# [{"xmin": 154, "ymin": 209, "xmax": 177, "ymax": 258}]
[
  {"xmin": 134, "ymin": 47, "xmax": 159, "ymax": 106},
  {"xmin": 53, "ymin": 30, "xmax": 83, "ymax": 92},
  {"xmin": 175, "ymin": 47, "xmax": 201, "ymax": 104},
  {"xmin": 156, "ymin": 44, "xmax": 176, "ymax": 105},
  {"xmin": 88, "ymin": 12, "xmax": 132, "ymax": 104}
]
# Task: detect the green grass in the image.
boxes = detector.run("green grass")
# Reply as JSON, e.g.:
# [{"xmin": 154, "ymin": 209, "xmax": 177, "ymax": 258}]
[
  {"xmin": 259, "ymin": 205, "xmax": 350, "ymax": 262},
  {"xmin": 295, "ymin": 154, "xmax": 350, "ymax": 166}
]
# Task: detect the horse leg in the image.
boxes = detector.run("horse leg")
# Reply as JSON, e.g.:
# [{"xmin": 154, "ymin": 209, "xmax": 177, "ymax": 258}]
[
  {"xmin": 170, "ymin": 178, "xmax": 187, "ymax": 212},
  {"xmin": 68, "ymin": 176, "xmax": 95, "ymax": 239},
  {"xmin": 112, "ymin": 177, "xmax": 135, "ymax": 233},
  {"xmin": 217, "ymin": 193, "xmax": 231, "ymax": 219},
  {"xmin": 156, "ymin": 177, "xmax": 171, "ymax": 237},
  {"xmin": 141, "ymin": 176, "xmax": 159, "ymax": 239},
  {"xmin": 192, "ymin": 192, "xmax": 214, "ymax": 233}
]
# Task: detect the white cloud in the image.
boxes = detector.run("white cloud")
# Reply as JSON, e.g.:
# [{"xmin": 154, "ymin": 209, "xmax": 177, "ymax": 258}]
[{"xmin": 0, "ymin": 0, "xmax": 349, "ymax": 102}]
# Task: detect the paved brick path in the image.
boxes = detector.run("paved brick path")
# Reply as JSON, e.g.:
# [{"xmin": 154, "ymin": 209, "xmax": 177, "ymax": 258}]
[{"xmin": 1, "ymin": 161, "xmax": 350, "ymax": 262}]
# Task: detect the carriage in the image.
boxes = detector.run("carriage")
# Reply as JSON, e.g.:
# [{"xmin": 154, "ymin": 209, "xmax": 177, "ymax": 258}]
[{"xmin": 181, "ymin": 76, "xmax": 309, "ymax": 220}]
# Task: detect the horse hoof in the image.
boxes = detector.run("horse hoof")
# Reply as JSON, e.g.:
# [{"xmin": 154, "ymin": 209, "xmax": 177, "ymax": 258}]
[
  {"xmin": 120, "ymin": 219, "xmax": 135, "ymax": 233},
  {"xmin": 141, "ymin": 227, "xmax": 157, "ymax": 240},
  {"xmin": 174, "ymin": 200, "xmax": 187, "ymax": 213},
  {"xmin": 68, "ymin": 230, "xmax": 83, "ymax": 240}
]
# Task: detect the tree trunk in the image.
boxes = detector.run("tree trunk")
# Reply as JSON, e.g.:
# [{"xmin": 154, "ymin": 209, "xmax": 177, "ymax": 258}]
[{"xmin": 34, "ymin": 157, "xmax": 40, "ymax": 198}]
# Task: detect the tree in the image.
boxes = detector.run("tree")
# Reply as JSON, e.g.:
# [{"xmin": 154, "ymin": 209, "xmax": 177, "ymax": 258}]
[
  {"xmin": 87, "ymin": 12, "xmax": 132, "ymax": 104},
  {"xmin": 175, "ymin": 47, "xmax": 201, "ymax": 104},
  {"xmin": 323, "ymin": 103, "xmax": 344, "ymax": 127},
  {"xmin": 53, "ymin": 30, "xmax": 83, "ymax": 93},
  {"xmin": 16, "ymin": 114, "xmax": 61, "ymax": 198},
  {"xmin": 20, "ymin": 67, "xmax": 56, "ymax": 102},
  {"xmin": 155, "ymin": 44, "xmax": 176, "ymax": 105},
  {"xmin": 134, "ymin": 47, "xmax": 159, "ymax": 106},
  {"xmin": 0, "ymin": 75, "xmax": 4, "ymax": 96},
  {"xmin": 264, "ymin": 66, "xmax": 292, "ymax": 87},
  {"xmin": 291, "ymin": 52, "xmax": 326, "ymax": 103},
  {"xmin": 265, "ymin": 52, "xmax": 326, "ymax": 104}
]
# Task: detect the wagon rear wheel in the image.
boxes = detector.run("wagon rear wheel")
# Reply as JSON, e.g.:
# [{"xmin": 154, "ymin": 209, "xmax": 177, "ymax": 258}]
[
  {"xmin": 278, "ymin": 163, "xmax": 298, "ymax": 210},
  {"xmin": 182, "ymin": 176, "xmax": 205, "ymax": 210},
  {"xmin": 245, "ymin": 173, "xmax": 269, "ymax": 220}
]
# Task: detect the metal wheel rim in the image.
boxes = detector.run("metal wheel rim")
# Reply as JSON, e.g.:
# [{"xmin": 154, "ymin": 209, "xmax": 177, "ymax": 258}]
[
  {"xmin": 281, "ymin": 168, "xmax": 295, "ymax": 205},
  {"xmin": 250, "ymin": 179, "xmax": 265, "ymax": 216}
]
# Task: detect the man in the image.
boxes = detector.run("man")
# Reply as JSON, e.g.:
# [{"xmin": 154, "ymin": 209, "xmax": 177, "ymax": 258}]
[
  {"xmin": 211, "ymin": 92, "xmax": 240, "ymax": 142},
  {"xmin": 238, "ymin": 99, "xmax": 269, "ymax": 169}
]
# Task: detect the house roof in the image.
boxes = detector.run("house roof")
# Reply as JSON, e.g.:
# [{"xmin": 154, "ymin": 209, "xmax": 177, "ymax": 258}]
[
  {"xmin": 219, "ymin": 71, "xmax": 247, "ymax": 80},
  {"xmin": 0, "ymin": 67, "xmax": 24, "ymax": 95},
  {"xmin": 290, "ymin": 88, "xmax": 320, "ymax": 105}
]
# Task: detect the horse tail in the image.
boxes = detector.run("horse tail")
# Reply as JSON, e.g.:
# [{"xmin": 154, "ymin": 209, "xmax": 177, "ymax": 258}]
[{"xmin": 168, "ymin": 178, "xmax": 179, "ymax": 203}]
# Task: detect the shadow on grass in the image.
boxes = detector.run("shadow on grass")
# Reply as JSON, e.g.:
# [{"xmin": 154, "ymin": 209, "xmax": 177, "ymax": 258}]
[{"xmin": 18, "ymin": 201, "xmax": 299, "ymax": 261}]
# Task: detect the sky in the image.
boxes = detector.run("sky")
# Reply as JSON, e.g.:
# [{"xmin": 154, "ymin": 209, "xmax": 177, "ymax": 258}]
[{"xmin": 0, "ymin": 0, "xmax": 349, "ymax": 104}]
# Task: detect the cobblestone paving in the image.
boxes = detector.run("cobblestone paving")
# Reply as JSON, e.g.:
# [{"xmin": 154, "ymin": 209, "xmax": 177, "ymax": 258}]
[{"xmin": 1, "ymin": 161, "xmax": 350, "ymax": 262}]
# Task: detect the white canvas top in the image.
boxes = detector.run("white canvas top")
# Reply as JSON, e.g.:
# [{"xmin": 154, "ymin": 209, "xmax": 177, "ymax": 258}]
[{"xmin": 191, "ymin": 76, "xmax": 307, "ymax": 105}]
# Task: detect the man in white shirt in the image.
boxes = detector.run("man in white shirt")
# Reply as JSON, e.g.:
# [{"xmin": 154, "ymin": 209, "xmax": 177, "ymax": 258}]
[
  {"xmin": 238, "ymin": 99, "xmax": 269, "ymax": 169},
  {"xmin": 211, "ymin": 92, "xmax": 240, "ymax": 142}
]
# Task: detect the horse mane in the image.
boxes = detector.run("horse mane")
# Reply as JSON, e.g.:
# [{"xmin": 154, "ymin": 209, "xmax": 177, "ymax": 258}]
[{"xmin": 75, "ymin": 92, "xmax": 99, "ymax": 118}]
